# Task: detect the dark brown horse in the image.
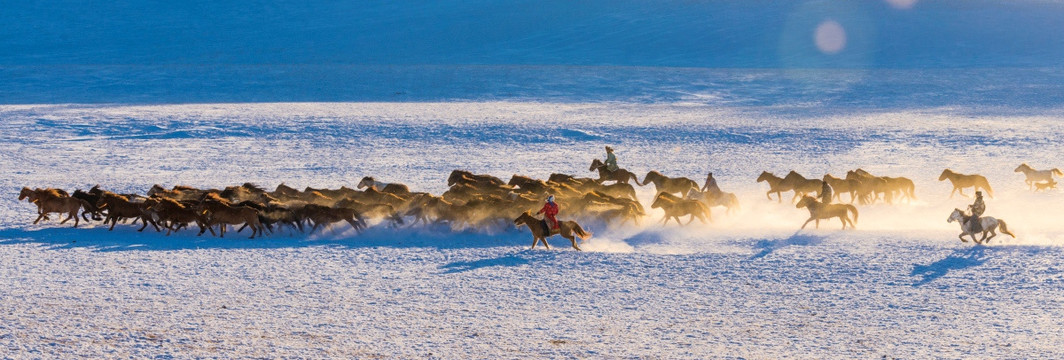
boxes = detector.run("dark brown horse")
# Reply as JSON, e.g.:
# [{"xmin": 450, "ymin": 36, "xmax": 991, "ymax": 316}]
[
  {"xmin": 514, "ymin": 211, "xmax": 591, "ymax": 251},
  {"xmin": 589, "ymin": 159, "xmax": 642, "ymax": 185}
]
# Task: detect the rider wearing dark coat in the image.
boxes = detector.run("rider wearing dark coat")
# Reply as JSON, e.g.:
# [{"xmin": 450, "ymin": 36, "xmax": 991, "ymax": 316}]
[
  {"xmin": 820, "ymin": 177, "xmax": 833, "ymax": 204},
  {"xmin": 968, "ymin": 191, "xmax": 986, "ymax": 233}
]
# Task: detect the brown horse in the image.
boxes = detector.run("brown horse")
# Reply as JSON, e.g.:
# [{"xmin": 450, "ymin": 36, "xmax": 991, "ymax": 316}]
[
  {"xmin": 197, "ymin": 195, "xmax": 266, "ymax": 238},
  {"xmin": 97, "ymin": 192, "xmax": 161, "ymax": 232},
  {"xmin": 448, "ymin": 170, "xmax": 505, "ymax": 187},
  {"xmin": 642, "ymin": 171, "xmax": 699, "ymax": 196},
  {"xmin": 796, "ymin": 196, "xmax": 858, "ymax": 230},
  {"xmin": 589, "ymin": 159, "xmax": 642, "ymax": 185},
  {"xmin": 756, "ymin": 171, "xmax": 788, "ymax": 202},
  {"xmin": 779, "ymin": 171, "xmax": 822, "ymax": 203},
  {"xmin": 685, "ymin": 189, "xmax": 740, "ymax": 215},
  {"xmin": 939, "ymin": 169, "xmax": 994, "ymax": 198},
  {"xmin": 19, "ymin": 187, "xmax": 89, "ymax": 227},
  {"xmin": 147, "ymin": 197, "xmax": 208, "ymax": 236},
  {"xmin": 513, "ymin": 211, "xmax": 591, "ymax": 251},
  {"xmin": 822, "ymin": 174, "xmax": 859, "ymax": 203},
  {"xmin": 651, "ymin": 192, "xmax": 711, "ymax": 226}
]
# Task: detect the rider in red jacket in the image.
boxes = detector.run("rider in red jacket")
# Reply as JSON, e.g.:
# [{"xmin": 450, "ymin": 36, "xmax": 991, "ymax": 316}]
[{"xmin": 537, "ymin": 195, "xmax": 560, "ymax": 230}]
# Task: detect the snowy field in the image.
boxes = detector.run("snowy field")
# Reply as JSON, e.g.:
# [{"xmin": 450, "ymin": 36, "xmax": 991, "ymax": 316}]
[
  {"xmin": 4, "ymin": 99, "xmax": 1064, "ymax": 358},
  {"xmin": 5, "ymin": 0, "xmax": 1064, "ymax": 358}
]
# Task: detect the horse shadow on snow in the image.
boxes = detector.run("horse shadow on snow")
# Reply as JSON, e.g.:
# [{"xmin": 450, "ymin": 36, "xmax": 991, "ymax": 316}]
[
  {"xmin": 0, "ymin": 222, "xmax": 537, "ymax": 252},
  {"xmin": 748, "ymin": 232, "xmax": 825, "ymax": 260},
  {"xmin": 910, "ymin": 246, "xmax": 991, "ymax": 287}
]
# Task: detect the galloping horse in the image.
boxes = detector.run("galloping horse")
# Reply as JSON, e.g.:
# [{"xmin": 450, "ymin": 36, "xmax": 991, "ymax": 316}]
[
  {"xmin": 643, "ymin": 171, "xmax": 699, "ymax": 197},
  {"xmin": 589, "ymin": 159, "xmax": 642, "ymax": 185},
  {"xmin": 358, "ymin": 176, "xmax": 411, "ymax": 196},
  {"xmin": 947, "ymin": 208, "xmax": 1014, "ymax": 244},
  {"xmin": 795, "ymin": 196, "xmax": 858, "ymax": 230},
  {"xmin": 514, "ymin": 211, "xmax": 592, "ymax": 251},
  {"xmin": 1014, "ymin": 163, "xmax": 1063, "ymax": 190},
  {"xmin": 685, "ymin": 189, "xmax": 740, "ymax": 215},
  {"xmin": 779, "ymin": 171, "xmax": 822, "ymax": 203},
  {"xmin": 651, "ymin": 192, "xmax": 711, "ymax": 226},
  {"xmin": 756, "ymin": 171, "xmax": 788, "ymax": 203},
  {"xmin": 822, "ymin": 174, "xmax": 859, "ymax": 203},
  {"xmin": 939, "ymin": 169, "xmax": 994, "ymax": 198}
]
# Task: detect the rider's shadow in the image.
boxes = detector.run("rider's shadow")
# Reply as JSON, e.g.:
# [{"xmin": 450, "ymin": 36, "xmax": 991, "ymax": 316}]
[
  {"xmin": 910, "ymin": 246, "xmax": 990, "ymax": 287},
  {"xmin": 747, "ymin": 232, "xmax": 824, "ymax": 260}
]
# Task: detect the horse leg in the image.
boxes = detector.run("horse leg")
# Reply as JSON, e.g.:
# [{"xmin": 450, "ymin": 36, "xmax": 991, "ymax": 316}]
[
  {"xmin": 33, "ymin": 212, "xmax": 46, "ymax": 224},
  {"xmin": 815, "ymin": 219, "xmax": 820, "ymax": 229},
  {"xmin": 800, "ymin": 218, "xmax": 814, "ymax": 230},
  {"xmin": 541, "ymin": 237, "xmax": 550, "ymax": 249},
  {"xmin": 530, "ymin": 236, "xmax": 538, "ymax": 250},
  {"xmin": 565, "ymin": 235, "xmax": 581, "ymax": 251},
  {"xmin": 958, "ymin": 233, "xmax": 968, "ymax": 242},
  {"xmin": 137, "ymin": 218, "xmax": 150, "ymax": 232},
  {"xmin": 765, "ymin": 191, "xmax": 773, "ymax": 201}
]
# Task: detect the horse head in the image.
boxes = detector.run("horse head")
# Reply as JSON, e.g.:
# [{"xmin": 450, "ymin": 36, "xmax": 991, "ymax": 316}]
[
  {"xmin": 938, "ymin": 169, "xmax": 952, "ymax": 181},
  {"xmin": 513, "ymin": 211, "xmax": 534, "ymax": 226},
  {"xmin": 447, "ymin": 170, "xmax": 467, "ymax": 186},
  {"xmin": 357, "ymin": 176, "xmax": 374, "ymax": 189},
  {"xmin": 756, "ymin": 171, "xmax": 775, "ymax": 183},
  {"xmin": 781, "ymin": 171, "xmax": 805, "ymax": 185},
  {"xmin": 643, "ymin": 171, "xmax": 662, "ymax": 185},
  {"xmin": 947, "ymin": 208, "xmax": 964, "ymax": 223},
  {"xmin": 1014, "ymin": 164, "xmax": 1029, "ymax": 173},
  {"xmin": 589, "ymin": 159, "xmax": 604, "ymax": 172},
  {"xmin": 796, "ymin": 196, "xmax": 816, "ymax": 209},
  {"xmin": 18, "ymin": 187, "xmax": 34, "ymax": 201},
  {"xmin": 147, "ymin": 184, "xmax": 166, "ymax": 196}
]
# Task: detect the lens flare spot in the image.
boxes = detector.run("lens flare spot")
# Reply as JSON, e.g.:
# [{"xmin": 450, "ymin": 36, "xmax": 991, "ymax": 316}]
[{"xmin": 814, "ymin": 20, "xmax": 846, "ymax": 54}]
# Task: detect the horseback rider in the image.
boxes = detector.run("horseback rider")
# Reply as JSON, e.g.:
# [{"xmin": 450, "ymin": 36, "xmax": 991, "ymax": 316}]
[
  {"xmin": 703, "ymin": 172, "xmax": 721, "ymax": 195},
  {"xmin": 604, "ymin": 146, "xmax": 619, "ymax": 172},
  {"xmin": 820, "ymin": 176, "xmax": 833, "ymax": 204},
  {"xmin": 536, "ymin": 194, "xmax": 560, "ymax": 231},
  {"xmin": 967, "ymin": 191, "xmax": 985, "ymax": 233}
]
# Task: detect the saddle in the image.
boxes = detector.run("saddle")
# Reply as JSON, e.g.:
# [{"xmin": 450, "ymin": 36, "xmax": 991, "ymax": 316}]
[
  {"xmin": 966, "ymin": 215, "xmax": 983, "ymax": 233},
  {"xmin": 540, "ymin": 219, "xmax": 559, "ymax": 235}
]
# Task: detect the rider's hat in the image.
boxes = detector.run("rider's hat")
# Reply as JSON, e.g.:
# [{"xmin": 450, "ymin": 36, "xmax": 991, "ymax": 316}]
[{"xmin": 546, "ymin": 194, "xmax": 555, "ymax": 202}]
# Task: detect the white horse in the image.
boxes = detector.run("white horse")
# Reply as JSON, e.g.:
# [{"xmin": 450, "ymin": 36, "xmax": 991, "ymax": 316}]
[
  {"xmin": 357, "ymin": 176, "xmax": 389, "ymax": 190},
  {"xmin": 947, "ymin": 208, "xmax": 1015, "ymax": 244},
  {"xmin": 1015, "ymin": 163, "xmax": 1063, "ymax": 190}
]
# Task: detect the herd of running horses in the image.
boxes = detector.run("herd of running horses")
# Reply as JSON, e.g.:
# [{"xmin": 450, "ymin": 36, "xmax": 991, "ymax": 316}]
[{"xmin": 17, "ymin": 160, "xmax": 1054, "ymax": 250}]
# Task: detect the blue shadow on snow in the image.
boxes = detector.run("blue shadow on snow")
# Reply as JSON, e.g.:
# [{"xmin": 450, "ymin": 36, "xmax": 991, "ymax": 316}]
[
  {"xmin": 0, "ymin": 223, "xmax": 535, "ymax": 252},
  {"xmin": 910, "ymin": 246, "xmax": 990, "ymax": 287},
  {"xmin": 748, "ymin": 232, "xmax": 825, "ymax": 260}
]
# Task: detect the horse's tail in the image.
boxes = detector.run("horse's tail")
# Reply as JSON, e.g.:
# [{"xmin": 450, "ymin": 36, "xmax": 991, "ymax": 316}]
[
  {"xmin": 845, "ymin": 204, "xmax": 859, "ymax": 225},
  {"xmin": 979, "ymin": 177, "xmax": 995, "ymax": 198},
  {"xmin": 1054, "ymin": 168, "xmax": 1064, "ymax": 177},
  {"xmin": 630, "ymin": 172, "xmax": 645, "ymax": 186},
  {"xmin": 695, "ymin": 200, "xmax": 713, "ymax": 223},
  {"xmin": 572, "ymin": 222, "xmax": 592, "ymax": 240},
  {"xmin": 998, "ymin": 219, "xmax": 1016, "ymax": 238}
]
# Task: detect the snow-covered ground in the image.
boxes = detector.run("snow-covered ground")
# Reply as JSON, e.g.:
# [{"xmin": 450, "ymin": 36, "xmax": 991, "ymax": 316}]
[
  {"xmin": 5, "ymin": 0, "xmax": 1064, "ymax": 358},
  {"xmin": 4, "ymin": 100, "xmax": 1064, "ymax": 358}
]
